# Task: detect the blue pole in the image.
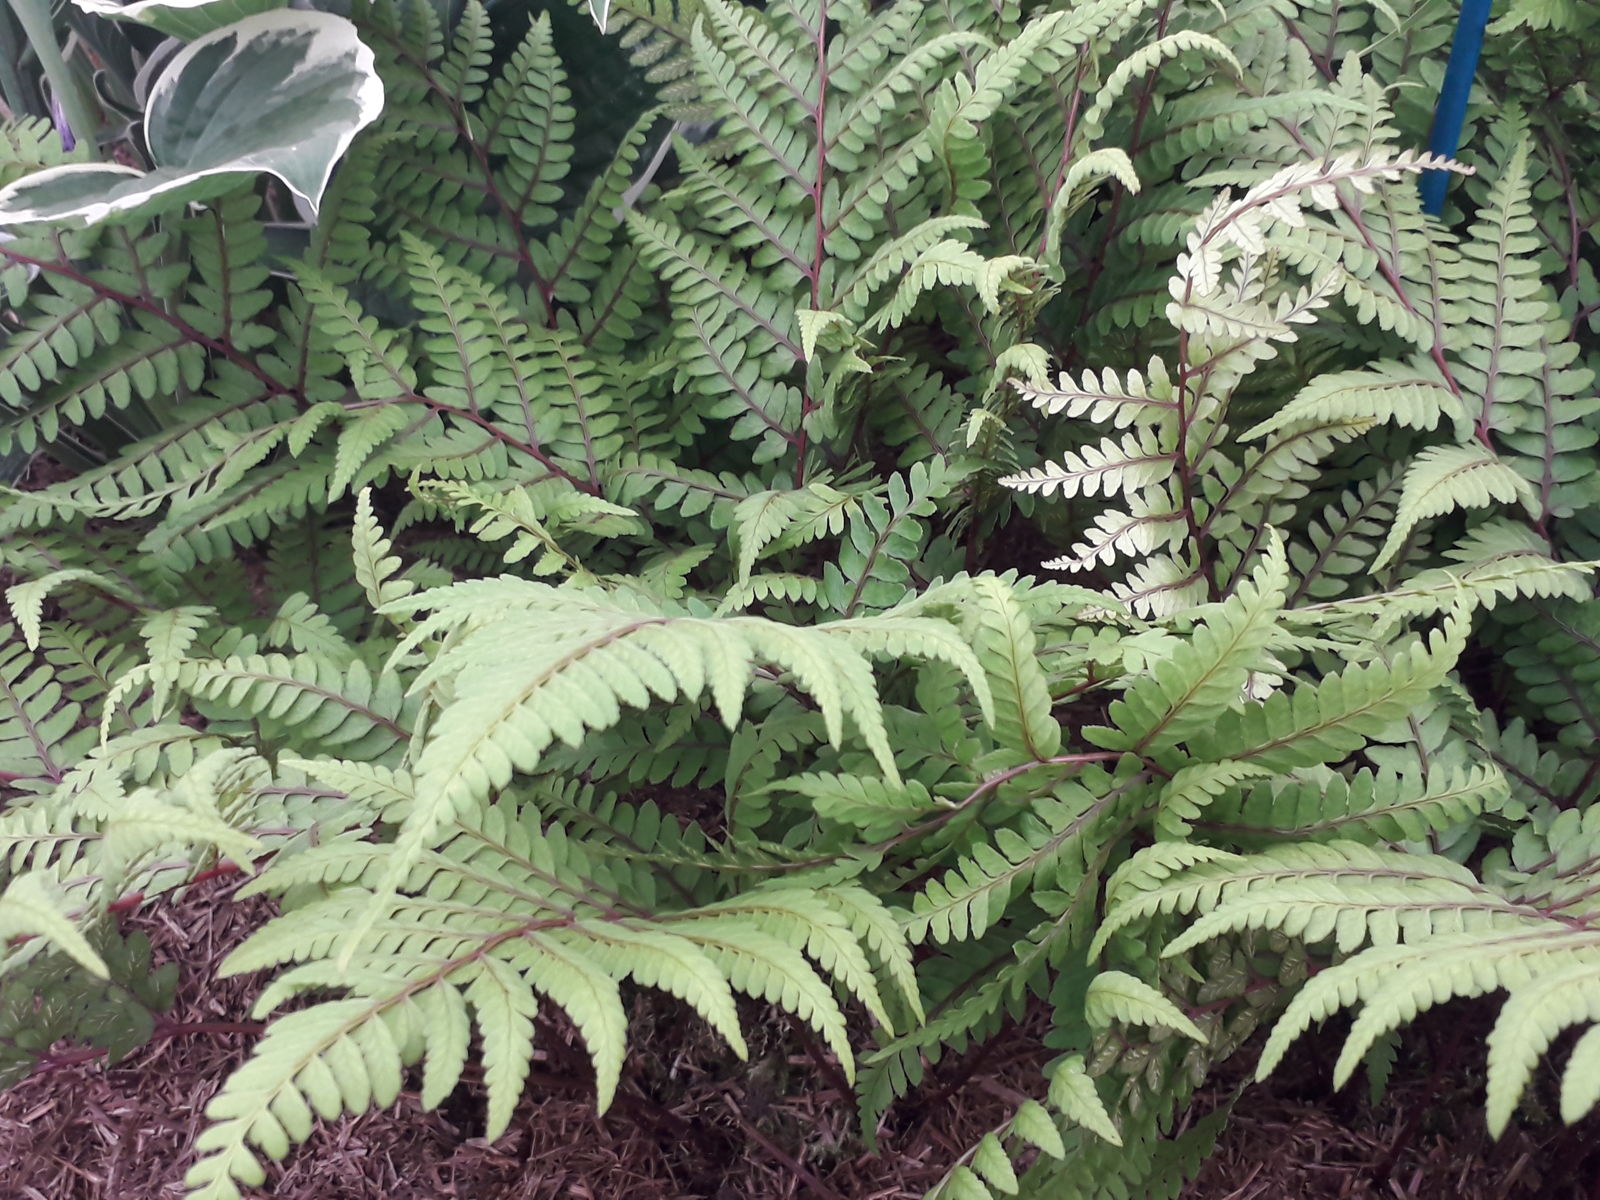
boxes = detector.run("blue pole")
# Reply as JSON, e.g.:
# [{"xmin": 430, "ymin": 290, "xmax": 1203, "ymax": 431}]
[{"xmin": 1420, "ymin": 0, "xmax": 1493, "ymax": 214}]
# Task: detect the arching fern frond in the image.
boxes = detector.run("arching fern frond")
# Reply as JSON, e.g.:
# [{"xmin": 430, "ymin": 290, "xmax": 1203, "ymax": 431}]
[
  {"xmin": 187, "ymin": 795, "xmax": 914, "ymax": 1200},
  {"xmin": 1106, "ymin": 814, "xmax": 1600, "ymax": 1140}
]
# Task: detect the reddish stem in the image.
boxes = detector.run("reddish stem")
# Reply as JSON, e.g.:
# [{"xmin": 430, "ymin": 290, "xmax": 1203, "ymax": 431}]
[{"xmin": 28, "ymin": 1019, "xmax": 264, "ymax": 1077}]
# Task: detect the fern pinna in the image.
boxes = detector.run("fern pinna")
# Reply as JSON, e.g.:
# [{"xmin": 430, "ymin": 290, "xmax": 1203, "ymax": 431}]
[{"xmin": 1, "ymin": 0, "xmax": 1599, "ymax": 1197}]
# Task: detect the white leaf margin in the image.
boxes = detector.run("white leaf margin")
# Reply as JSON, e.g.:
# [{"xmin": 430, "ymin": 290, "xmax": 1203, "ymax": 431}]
[
  {"xmin": 73, "ymin": 0, "xmax": 284, "ymax": 41},
  {"xmin": 0, "ymin": 10, "xmax": 384, "ymax": 229}
]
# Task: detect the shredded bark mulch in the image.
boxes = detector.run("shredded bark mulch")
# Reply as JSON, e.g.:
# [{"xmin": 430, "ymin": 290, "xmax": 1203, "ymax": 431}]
[{"xmin": 1, "ymin": 881, "xmax": 1597, "ymax": 1199}]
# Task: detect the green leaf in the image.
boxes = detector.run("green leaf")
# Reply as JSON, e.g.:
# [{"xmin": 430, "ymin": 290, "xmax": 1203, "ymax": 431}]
[
  {"xmin": 465, "ymin": 958, "xmax": 540, "ymax": 1139},
  {"xmin": 943, "ymin": 1165, "xmax": 993, "ymax": 1200},
  {"xmin": 0, "ymin": 11, "xmax": 384, "ymax": 228},
  {"xmin": 1084, "ymin": 971, "xmax": 1206, "ymax": 1043},
  {"xmin": 0, "ymin": 873, "xmax": 109, "ymax": 977},
  {"xmin": 1010, "ymin": 1098, "xmax": 1065, "ymax": 1158},
  {"xmin": 1046, "ymin": 1055, "xmax": 1122, "ymax": 1146},
  {"xmin": 351, "ymin": 489, "xmax": 415, "ymax": 617},
  {"xmin": 415, "ymin": 983, "xmax": 470, "ymax": 1111},
  {"xmin": 72, "ymin": 0, "xmax": 285, "ymax": 40},
  {"xmin": 965, "ymin": 575, "xmax": 1060, "ymax": 758},
  {"xmin": 1376, "ymin": 446, "xmax": 1537, "ymax": 570},
  {"xmin": 510, "ymin": 935, "xmax": 627, "ymax": 1113},
  {"xmin": 1560, "ymin": 1024, "xmax": 1600, "ymax": 1125},
  {"xmin": 1102, "ymin": 533, "xmax": 1287, "ymax": 753},
  {"xmin": 971, "ymin": 1132, "xmax": 1018, "ymax": 1193},
  {"xmin": 7, "ymin": 568, "xmax": 140, "ymax": 648},
  {"xmin": 103, "ymin": 791, "xmax": 263, "ymax": 872}
]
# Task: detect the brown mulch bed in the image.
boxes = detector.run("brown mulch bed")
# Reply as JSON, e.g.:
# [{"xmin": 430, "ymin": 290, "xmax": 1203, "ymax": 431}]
[
  {"xmin": 1184, "ymin": 1016, "xmax": 1600, "ymax": 1200},
  {"xmin": 1, "ymin": 881, "xmax": 1597, "ymax": 1200}
]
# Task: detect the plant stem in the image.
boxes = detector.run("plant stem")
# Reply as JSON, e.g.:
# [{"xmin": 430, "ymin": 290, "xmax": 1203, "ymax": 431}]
[
  {"xmin": 29, "ymin": 1020, "xmax": 264, "ymax": 1076},
  {"xmin": 6, "ymin": 0, "xmax": 99, "ymax": 160},
  {"xmin": 0, "ymin": 6, "xmax": 33, "ymax": 119}
]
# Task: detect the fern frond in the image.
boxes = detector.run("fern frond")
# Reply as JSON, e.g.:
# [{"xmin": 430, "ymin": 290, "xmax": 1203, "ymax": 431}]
[
  {"xmin": 1243, "ymin": 358, "xmax": 1464, "ymax": 441},
  {"xmin": 1084, "ymin": 971, "xmax": 1206, "ymax": 1043},
  {"xmin": 193, "ymin": 794, "xmax": 907, "ymax": 1198},
  {"xmin": 907, "ymin": 770, "xmax": 1129, "ymax": 944},
  {"xmin": 1010, "ymin": 360, "xmax": 1178, "ymax": 428},
  {"xmin": 1375, "ymin": 446, "xmax": 1537, "ymax": 570},
  {"xmin": 1098, "ymin": 535, "xmax": 1287, "ymax": 754},
  {"xmin": 1178, "ymin": 618, "xmax": 1466, "ymax": 770},
  {"xmin": 0, "ymin": 625, "xmax": 92, "ymax": 795},
  {"xmin": 1000, "ymin": 428, "xmax": 1175, "ymax": 500},
  {"xmin": 1209, "ymin": 764, "xmax": 1513, "ymax": 843}
]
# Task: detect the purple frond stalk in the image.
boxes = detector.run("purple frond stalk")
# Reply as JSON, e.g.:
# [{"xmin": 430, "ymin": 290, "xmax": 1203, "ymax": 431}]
[{"xmin": 49, "ymin": 90, "xmax": 76, "ymax": 152}]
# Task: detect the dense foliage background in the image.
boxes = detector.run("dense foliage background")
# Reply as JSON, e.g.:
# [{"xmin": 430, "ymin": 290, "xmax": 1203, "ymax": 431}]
[{"xmin": 1, "ymin": 0, "xmax": 1598, "ymax": 1196}]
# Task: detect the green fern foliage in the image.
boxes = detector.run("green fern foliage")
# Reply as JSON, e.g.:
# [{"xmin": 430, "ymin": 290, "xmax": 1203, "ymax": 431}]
[
  {"xmin": 189, "ymin": 795, "xmax": 915, "ymax": 1195},
  {"xmin": 0, "ymin": 0, "xmax": 1598, "ymax": 1195},
  {"xmin": 1107, "ymin": 825, "xmax": 1600, "ymax": 1137}
]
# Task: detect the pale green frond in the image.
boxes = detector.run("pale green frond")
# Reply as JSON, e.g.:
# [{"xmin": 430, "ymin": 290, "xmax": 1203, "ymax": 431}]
[
  {"xmin": 278, "ymin": 758, "xmax": 414, "ymax": 821},
  {"xmin": 679, "ymin": 917, "xmax": 857, "ymax": 1080},
  {"xmin": 464, "ymin": 956, "xmax": 540, "ymax": 1138},
  {"xmin": 1376, "ymin": 446, "xmax": 1538, "ymax": 570},
  {"xmin": 961, "ymin": 574, "xmax": 1060, "ymax": 758},
  {"xmin": 351, "ymin": 489, "xmax": 416, "ymax": 618},
  {"xmin": 1185, "ymin": 618, "xmax": 1466, "ymax": 771},
  {"xmin": 1079, "ymin": 31, "xmax": 1241, "ymax": 139},
  {"xmin": 1099, "ymin": 534, "xmax": 1287, "ymax": 753},
  {"xmin": 1010, "ymin": 360, "xmax": 1177, "ymax": 428},
  {"xmin": 264, "ymin": 594, "xmax": 352, "ymax": 660},
  {"xmin": 971, "ymin": 1132, "xmax": 1019, "ymax": 1194},
  {"xmin": 1206, "ymin": 764, "xmax": 1513, "ymax": 843},
  {"xmin": 414, "ymin": 982, "xmax": 471, "ymax": 1110},
  {"xmin": 1011, "ymin": 1099, "xmax": 1066, "ymax": 1159},
  {"xmin": 1047, "ymin": 1054, "xmax": 1123, "ymax": 1147},
  {"xmin": 1484, "ymin": 966, "xmax": 1600, "ymax": 1136},
  {"xmin": 1042, "ymin": 490, "xmax": 1189, "ymax": 575},
  {"xmin": 7, "ymin": 569, "xmax": 142, "ymax": 650},
  {"xmin": 185, "ymin": 1000, "xmax": 409, "ymax": 1200},
  {"xmin": 1243, "ymin": 359, "xmax": 1463, "ymax": 442},
  {"xmin": 1153, "ymin": 761, "xmax": 1271, "ymax": 841},
  {"xmin": 1000, "ymin": 429, "xmax": 1175, "ymax": 500},
  {"xmin": 492, "ymin": 949, "xmax": 610, "ymax": 1119},
  {"xmin": 0, "ymin": 872, "xmax": 108, "ymax": 978},
  {"xmin": 578, "ymin": 922, "xmax": 748, "ymax": 1058},
  {"xmin": 692, "ymin": 886, "xmax": 892, "ymax": 1030},
  {"xmin": 1084, "ymin": 971, "xmax": 1206, "ymax": 1043},
  {"xmin": 1560, "ymin": 1024, "xmax": 1600, "ymax": 1125},
  {"xmin": 778, "ymin": 772, "xmax": 938, "ymax": 840}
]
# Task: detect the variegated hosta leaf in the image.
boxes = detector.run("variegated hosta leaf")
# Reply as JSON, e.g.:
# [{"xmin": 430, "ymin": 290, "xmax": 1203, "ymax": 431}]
[
  {"xmin": 71, "ymin": 0, "xmax": 283, "ymax": 40},
  {"xmin": 0, "ymin": 11, "xmax": 383, "ymax": 229}
]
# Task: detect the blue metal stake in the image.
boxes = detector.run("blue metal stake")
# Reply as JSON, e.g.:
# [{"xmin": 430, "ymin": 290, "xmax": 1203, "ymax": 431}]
[{"xmin": 1420, "ymin": 0, "xmax": 1493, "ymax": 214}]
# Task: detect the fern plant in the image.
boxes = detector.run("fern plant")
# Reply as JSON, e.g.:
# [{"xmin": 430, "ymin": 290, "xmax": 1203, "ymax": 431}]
[
  {"xmin": 0, "ymin": 0, "xmax": 1266, "ymax": 588},
  {"xmin": 1, "ymin": 0, "xmax": 1599, "ymax": 1198},
  {"xmin": 6, "ymin": 474, "xmax": 1528, "ymax": 1199},
  {"xmin": 976, "ymin": 28, "xmax": 1600, "ymax": 1200}
]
